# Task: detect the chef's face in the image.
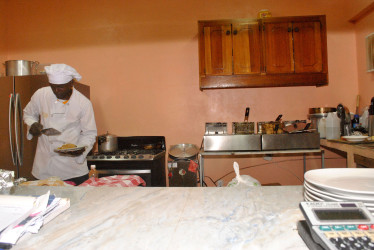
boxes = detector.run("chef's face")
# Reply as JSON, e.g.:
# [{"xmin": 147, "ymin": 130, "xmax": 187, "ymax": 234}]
[{"xmin": 50, "ymin": 81, "xmax": 73, "ymax": 100}]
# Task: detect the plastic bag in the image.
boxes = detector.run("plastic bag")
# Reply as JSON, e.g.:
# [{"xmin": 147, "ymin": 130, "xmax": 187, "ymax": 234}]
[{"xmin": 227, "ymin": 162, "xmax": 261, "ymax": 187}]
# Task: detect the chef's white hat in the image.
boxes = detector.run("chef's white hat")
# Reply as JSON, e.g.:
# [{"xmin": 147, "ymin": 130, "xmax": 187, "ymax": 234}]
[{"xmin": 45, "ymin": 64, "xmax": 82, "ymax": 84}]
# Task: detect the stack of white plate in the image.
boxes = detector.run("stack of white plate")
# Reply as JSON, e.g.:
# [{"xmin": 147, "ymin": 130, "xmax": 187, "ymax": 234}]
[{"xmin": 304, "ymin": 168, "xmax": 374, "ymax": 215}]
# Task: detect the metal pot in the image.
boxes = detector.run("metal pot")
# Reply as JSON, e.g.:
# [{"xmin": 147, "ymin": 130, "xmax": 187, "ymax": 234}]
[
  {"xmin": 98, "ymin": 131, "xmax": 118, "ymax": 153},
  {"xmin": 4, "ymin": 60, "xmax": 39, "ymax": 76}
]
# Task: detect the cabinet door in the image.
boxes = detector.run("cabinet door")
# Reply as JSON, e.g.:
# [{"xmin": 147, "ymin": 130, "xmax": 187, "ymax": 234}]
[
  {"xmin": 263, "ymin": 22, "xmax": 294, "ymax": 74},
  {"xmin": 203, "ymin": 25, "xmax": 232, "ymax": 75},
  {"xmin": 293, "ymin": 21, "xmax": 323, "ymax": 73},
  {"xmin": 232, "ymin": 22, "xmax": 261, "ymax": 74}
]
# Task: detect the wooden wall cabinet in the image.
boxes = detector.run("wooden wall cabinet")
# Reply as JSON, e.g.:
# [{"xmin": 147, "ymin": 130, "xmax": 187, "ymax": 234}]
[{"xmin": 198, "ymin": 15, "xmax": 328, "ymax": 90}]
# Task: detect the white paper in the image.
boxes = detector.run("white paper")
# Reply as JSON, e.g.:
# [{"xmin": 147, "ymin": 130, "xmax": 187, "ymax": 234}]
[{"xmin": 0, "ymin": 195, "xmax": 36, "ymax": 232}]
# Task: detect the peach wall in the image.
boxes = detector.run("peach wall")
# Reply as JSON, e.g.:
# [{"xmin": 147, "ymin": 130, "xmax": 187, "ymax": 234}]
[
  {"xmin": 354, "ymin": 4, "xmax": 374, "ymax": 108},
  {"xmin": 2, "ymin": 0, "xmax": 365, "ymax": 186}
]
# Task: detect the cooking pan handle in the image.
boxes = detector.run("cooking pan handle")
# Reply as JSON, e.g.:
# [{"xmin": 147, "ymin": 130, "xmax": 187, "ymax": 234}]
[
  {"xmin": 303, "ymin": 123, "xmax": 311, "ymax": 131},
  {"xmin": 244, "ymin": 107, "xmax": 250, "ymax": 122}
]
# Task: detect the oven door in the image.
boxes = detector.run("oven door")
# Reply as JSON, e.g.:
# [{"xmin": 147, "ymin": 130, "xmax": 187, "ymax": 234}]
[{"xmin": 95, "ymin": 169, "xmax": 152, "ymax": 187}]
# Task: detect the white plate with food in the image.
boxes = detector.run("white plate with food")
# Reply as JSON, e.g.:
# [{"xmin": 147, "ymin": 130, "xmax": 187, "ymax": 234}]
[
  {"xmin": 341, "ymin": 135, "xmax": 369, "ymax": 142},
  {"xmin": 54, "ymin": 144, "xmax": 86, "ymax": 153}
]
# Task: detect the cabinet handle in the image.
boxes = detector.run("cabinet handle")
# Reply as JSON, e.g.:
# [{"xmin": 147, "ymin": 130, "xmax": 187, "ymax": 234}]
[
  {"xmin": 233, "ymin": 30, "xmax": 237, "ymax": 35},
  {"xmin": 226, "ymin": 30, "xmax": 231, "ymax": 35},
  {"xmin": 288, "ymin": 27, "xmax": 292, "ymax": 32},
  {"xmin": 294, "ymin": 27, "xmax": 299, "ymax": 32}
]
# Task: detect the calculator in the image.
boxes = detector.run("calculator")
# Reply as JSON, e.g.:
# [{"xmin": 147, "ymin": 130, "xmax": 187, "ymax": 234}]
[{"xmin": 298, "ymin": 201, "xmax": 374, "ymax": 250}]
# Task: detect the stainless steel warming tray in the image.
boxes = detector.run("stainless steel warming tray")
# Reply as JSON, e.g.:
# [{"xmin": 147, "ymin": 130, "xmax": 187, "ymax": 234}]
[{"xmin": 203, "ymin": 134, "xmax": 261, "ymax": 151}]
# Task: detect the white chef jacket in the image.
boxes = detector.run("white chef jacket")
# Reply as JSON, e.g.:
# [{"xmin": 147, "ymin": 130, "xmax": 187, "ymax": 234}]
[{"xmin": 23, "ymin": 86, "xmax": 97, "ymax": 180}]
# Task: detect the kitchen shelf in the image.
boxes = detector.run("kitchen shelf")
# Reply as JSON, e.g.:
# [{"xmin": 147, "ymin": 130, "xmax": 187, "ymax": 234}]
[
  {"xmin": 320, "ymin": 139, "xmax": 374, "ymax": 168},
  {"xmin": 198, "ymin": 148, "xmax": 324, "ymax": 187}
]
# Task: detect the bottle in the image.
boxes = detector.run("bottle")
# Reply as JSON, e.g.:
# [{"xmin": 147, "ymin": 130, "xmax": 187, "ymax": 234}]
[
  {"xmin": 317, "ymin": 117, "xmax": 326, "ymax": 139},
  {"xmin": 369, "ymin": 97, "xmax": 374, "ymax": 136},
  {"xmin": 352, "ymin": 114, "xmax": 360, "ymax": 129},
  {"xmin": 88, "ymin": 165, "xmax": 99, "ymax": 181},
  {"xmin": 326, "ymin": 112, "xmax": 340, "ymax": 140}
]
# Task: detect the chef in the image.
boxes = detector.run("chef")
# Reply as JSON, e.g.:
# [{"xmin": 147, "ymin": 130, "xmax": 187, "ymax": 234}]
[{"xmin": 23, "ymin": 64, "xmax": 97, "ymax": 185}]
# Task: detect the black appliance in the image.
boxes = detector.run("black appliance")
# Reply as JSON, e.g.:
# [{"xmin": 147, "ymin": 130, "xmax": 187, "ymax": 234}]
[
  {"xmin": 167, "ymin": 143, "xmax": 199, "ymax": 187},
  {"xmin": 87, "ymin": 136, "xmax": 166, "ymax": 187},
  {"xmin": 168, "ymin": 159, "xmax": 198, "ymax": 187}
]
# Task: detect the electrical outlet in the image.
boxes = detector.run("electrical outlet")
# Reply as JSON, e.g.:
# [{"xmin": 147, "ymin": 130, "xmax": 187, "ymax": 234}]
[
  {"xmin": 217, "ymin": 180, "xmax": 224, "ymax": 187},
  {"xmin": 263, "ymin": 154, "xmax": 273, "ymax": 161}
]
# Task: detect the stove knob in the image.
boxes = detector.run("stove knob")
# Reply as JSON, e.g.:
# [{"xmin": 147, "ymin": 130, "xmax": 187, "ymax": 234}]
[
  {"xmin": 106, "ymin": 156, "xmax": 112, "ymax": 159},
  {"xmin": 115, "ymin": 155, "xmax": 120, "ymax": 159},
  {"xmin": 123, "ymin": 155, "xmax": 129, "ymax": 159},
  {"xmin": 93, "ymin": 156, "xmax": 98, "ymax": 159},
  {"xmin": 131, "ymin": 155, "xmax": 137, "ymax": 159},
  {"xmin": 138, "ymin": 155, "xmax": 144, "ymax": 159},
  {"xmin": 99, "ymin": 155, "xmax": 105, "ymax": 159}
]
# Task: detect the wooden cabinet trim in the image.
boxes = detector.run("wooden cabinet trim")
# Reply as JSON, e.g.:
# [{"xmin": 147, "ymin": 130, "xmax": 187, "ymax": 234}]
[{"xmin": 200, "ymin": 73, "xmax": 328, "ymax": 89}]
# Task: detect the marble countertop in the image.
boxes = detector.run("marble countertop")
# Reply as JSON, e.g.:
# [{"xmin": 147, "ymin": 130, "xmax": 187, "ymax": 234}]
[{"xmin": 10, "ymin": 186, "xmax": 307, "ymax": 250}]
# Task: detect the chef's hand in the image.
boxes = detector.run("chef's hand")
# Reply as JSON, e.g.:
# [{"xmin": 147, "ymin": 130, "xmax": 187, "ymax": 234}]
[
  {"xmin": 29, "ymin": 122, "xmax": 43, "ymax": 137},
  {"xmin": 58, "ymin": 148, "xmax": 85, "ymax": 156}
]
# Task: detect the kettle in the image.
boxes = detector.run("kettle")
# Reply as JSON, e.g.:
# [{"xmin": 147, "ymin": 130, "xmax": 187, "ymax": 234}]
[{"xmin": 98, "ymin": 131, "xmax": 118, "ymax": 153}]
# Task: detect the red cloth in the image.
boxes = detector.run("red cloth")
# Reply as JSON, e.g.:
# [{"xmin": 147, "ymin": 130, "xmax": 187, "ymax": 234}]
[{"xmin": 79, "ymin": 175, "xmax": 146, "ymax": 187}]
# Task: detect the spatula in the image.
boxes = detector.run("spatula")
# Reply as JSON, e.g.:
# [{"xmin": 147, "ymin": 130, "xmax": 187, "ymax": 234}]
[{"xmin": 41, "ymin": 128, "xmax": 61, "ymax": 136}]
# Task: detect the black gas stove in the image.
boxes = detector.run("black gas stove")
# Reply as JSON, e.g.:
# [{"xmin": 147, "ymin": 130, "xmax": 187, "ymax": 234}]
[
  {"xmin": 87, "ymin": 149, "xmax": 165, "ymax": 161},
  {"xmin": 87, "ymin": 136, "xmax": 166, "ymax": 187}
]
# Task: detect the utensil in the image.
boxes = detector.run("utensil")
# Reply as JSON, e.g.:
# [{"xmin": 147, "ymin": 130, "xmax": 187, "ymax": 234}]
[
  {"xmin": 169, "ymin": 144, "xmax": 199, "ymax": 159},
  {"xmin": 98, "ymin": 131, "xmax": 118, "ymax": 153},
  {"xmin": 244, "ymin": 107, "xmax": 249, "ymax": 122},
  {"xmin": 274, "ymin": 114, "xmax": 282, "ymax": 132},
  {"xmin": 205, "ymin": 122, "xmax": 227, "ymax": 135},
  {"xmin": 308, "ymin": 107, "xmax": 336, "ymax": 114},
  {"xmin": 41, "ymin": 128, "xmax": 61, "ymax": 136},
  {"xmin": 4, "ymin": 60, "xmax": 39, "ymax": 76},
  {"xmin": 282, "ymin": 120, "xmax": 307, "ymax": 133},
  {"xmin": 341, "ymin": 135, "xmax": 369, "ymax": 142},
  {"xmin": 304, "ymin": 168, "xmax": 374, "ymax": 197},
  {"xmin": 54, "ymin": 145, "xmax": 86, "ymax": 153},
  {"xmin": 232, "ymin": 107, "xmax": 254, "ymax": 134},
  {"xmin": 303, "ymin": 123, "xmax": 311, "ymax": 131}
]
